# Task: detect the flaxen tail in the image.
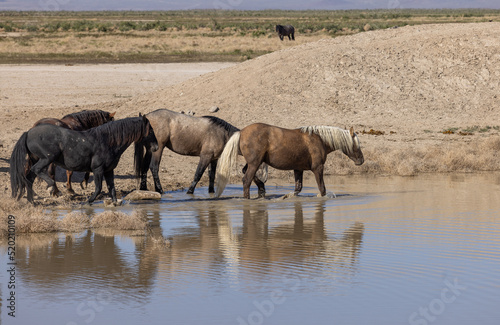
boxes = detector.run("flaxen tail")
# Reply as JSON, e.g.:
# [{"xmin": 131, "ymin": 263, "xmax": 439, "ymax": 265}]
[
  {"xmin": 10, "ymin": 132, "xmax": 34, "ymax": 201},
  {"xmin": 215, "ymin": 132, "xmax": 241, "ymax": 197}
]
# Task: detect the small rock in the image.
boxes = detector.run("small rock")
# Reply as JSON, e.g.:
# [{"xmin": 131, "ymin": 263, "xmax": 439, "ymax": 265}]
[
  {"xmin": 209, "ymin": 106, "xmax": 219, "ymax": 113},
  {"xmin": 124, "ymin": 190, "xmax": 162, "ymax": 201}
]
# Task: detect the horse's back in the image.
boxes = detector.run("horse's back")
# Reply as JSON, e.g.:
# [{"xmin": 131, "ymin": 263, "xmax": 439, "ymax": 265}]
[
  {"xmin": 240, "ymin": 123, "xmax": 324, "ymax": 170},
  {"xmin": 147, "ymin": 108, "xmax": 224, "ymax": 156},
  {"xmin": 33, "ymin": 118, "xmax": 68, "ymax": 129}
]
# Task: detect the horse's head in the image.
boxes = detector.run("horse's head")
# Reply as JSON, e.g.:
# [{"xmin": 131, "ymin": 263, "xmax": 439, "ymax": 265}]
[
  {"xmin": 276, "ymin": 25, "xmax": 281, "ymax": 32},
  {"xmin": 348, "ymin": 127, "xmax": 364, "ymax": 166},
  {"xmin": 141, "ymin": 114, "xmax": 159, "ymax": 152}
]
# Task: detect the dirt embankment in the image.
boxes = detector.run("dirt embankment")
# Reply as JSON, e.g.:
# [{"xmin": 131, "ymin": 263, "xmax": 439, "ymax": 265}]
[{"xmin": 1, "ymin": 22, "xmax": 500, "ymax": 205}]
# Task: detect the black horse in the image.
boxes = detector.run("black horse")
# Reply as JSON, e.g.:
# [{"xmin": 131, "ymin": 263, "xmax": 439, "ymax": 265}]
[
  {"xmin": 276, "ymin": 24, "xmax": 295, "ymax": 41},
  {"xmin": 10, "ymin": 115, "xmax": 158, "ymax": 204},
  {"xmin": 32, "ymin": 109, "xmax": 116, "ymax": 195}
]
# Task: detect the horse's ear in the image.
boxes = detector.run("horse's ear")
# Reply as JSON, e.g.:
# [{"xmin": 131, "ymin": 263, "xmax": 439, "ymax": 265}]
[
  {"xmin": 350, "ymin": 127, "xmax": 355, "ymax": 137},
  {"xmin": 139, "ymin": 112, "xmax": 143, "ymax": 117},
  {"xmin": 109, "ymin": 112, "xmax": 116, "ymax": 118}
]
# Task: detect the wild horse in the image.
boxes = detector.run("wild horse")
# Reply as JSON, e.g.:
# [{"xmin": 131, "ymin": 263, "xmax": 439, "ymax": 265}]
[
  {"xmin": 10, "ymin": 115, "xmax": 157, "ymax": 204},
  {"xmin": 216, "ymin": 123, "xmax": 364, "ymax": 199},
  {"xmin": 33, "ymin": 109, "xmax": 116, "ymax": 195},
  {"xmin": 134, "ymin": 109, "xmax": 267, "ymax": 194},
  {"xmin": 276, "ymin": 24, "xmax": 295, "ymax": 41}
]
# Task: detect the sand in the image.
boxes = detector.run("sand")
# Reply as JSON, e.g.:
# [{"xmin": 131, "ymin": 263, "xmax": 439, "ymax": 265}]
[{"xmin": 1, "ymin": 22, "xmax": 500, "ymax": 204}]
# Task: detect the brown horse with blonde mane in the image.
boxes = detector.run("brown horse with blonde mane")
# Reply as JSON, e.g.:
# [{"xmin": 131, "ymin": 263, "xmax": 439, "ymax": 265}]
[{"xmin": 215, "ymin": 123, "xmax": 364, "ymax": 199}]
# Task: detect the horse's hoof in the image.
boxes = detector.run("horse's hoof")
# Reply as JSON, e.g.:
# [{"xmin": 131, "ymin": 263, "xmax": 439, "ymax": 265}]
[
  {"xmin": 49, "ymin": 189, "xmax": 61, "ymax": 197},
  {"xmin": 280, "ymin": 192, "xmax": 297, "ymax": 200},
  {"xmin": 318, "ymin": 192, "xmax": 336, "ymax": 198},
  {"xmin": 104, "ymin": 199, "xmax": 123, "ymax": 207},
  {"xmin": 67, "ymin": 189, "xmax": 76, "ymax": 195},
  {"xmin": 186, "ymin": 189, "xmax": 194, "ymax": 195}
]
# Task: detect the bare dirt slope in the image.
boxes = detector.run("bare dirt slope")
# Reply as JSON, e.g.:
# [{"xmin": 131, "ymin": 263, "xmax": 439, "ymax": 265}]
[{"xmin": 1, "ymin": 22, "xmax": 500, "ymax": 203}]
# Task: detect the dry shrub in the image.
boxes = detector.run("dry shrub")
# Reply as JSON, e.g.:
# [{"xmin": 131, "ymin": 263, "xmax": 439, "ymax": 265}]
[
  {"xmin": 90, "ymin": 210, "xmax": 147, "ymax": 230},
  {"xmin": 59, "ymin": 211, "xmax": 90, "ymax": 232},
  {"xmin": 0, "ymin": 197, "xmax": 59, "ymax": 235}
]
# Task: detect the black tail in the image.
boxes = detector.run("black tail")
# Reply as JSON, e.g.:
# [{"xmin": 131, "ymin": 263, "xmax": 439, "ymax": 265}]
[
  {"xmin": 10, "ymin": 132, "xmax": 34, "ymax": 201},
  {"xmin": 133, "ymin": 141, "xmax": 145, "ymax": 179}
]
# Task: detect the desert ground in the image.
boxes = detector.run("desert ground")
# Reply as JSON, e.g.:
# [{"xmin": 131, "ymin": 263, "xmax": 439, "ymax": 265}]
[{"xmin": 1, "ymin": 22, "xmax": 500, "ymax": 208}]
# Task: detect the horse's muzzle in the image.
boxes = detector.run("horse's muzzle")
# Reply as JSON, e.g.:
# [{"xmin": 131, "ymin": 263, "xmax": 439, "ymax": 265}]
[
  {"xmin": 355, "ymin": 157, "xmax": 364, "ymax": 166},
  {"xmin": 150, "ymin": 143, "xmax": 159, "ymax": 152}
]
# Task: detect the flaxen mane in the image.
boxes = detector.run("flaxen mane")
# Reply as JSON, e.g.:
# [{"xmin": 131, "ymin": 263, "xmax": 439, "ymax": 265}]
[{"xmin": 299, "ymin": 126, "xmax": 356, "ymax": 154}]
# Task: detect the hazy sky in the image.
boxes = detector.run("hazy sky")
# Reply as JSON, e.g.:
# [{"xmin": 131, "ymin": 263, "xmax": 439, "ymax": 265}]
[{"xmin": 1, "ymin": 0, "xmax": 499, "ymax": 11}]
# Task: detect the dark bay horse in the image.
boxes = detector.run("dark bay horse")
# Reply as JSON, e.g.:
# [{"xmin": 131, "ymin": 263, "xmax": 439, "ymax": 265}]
[
  {"xmin": 276, "ymin": 24, "xmax": 295, "ymax": 41},
  {"xmin": 216, "ymin": 123, "xmax": 364, "ymax": 199},
  {"xmin": 33, "ymin": 109, "xmax": 116, "ymax": 195},
  {"xmin": 134, "ymin": 109, "xmax": 267, "ymax": 194},
  {"xmin": 10, "ymin": 116, "xmax": 157, "ymax": 204}
]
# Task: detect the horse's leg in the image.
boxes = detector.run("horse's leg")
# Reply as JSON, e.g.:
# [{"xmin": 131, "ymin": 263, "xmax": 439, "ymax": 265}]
[
  {"xmin": 242, "ymin": 163, "xmax": 260, "ymax": 199},
  {"xmin": 208, "ymin": 160, "xmax": 218, "ymax": 194},
  {"xmin": 312, "ymin": 165, "xmax": 327, "ymax": 197},
  {"xmin": 252, "ymin": 173, "xmax": 266, "ymax": 198},
  {"xmin": 80, "ymin": 172, "xmax": 90, "ymax": 189},
  {"xmin": 187, "ymin": 155, "xmax": 213, "ymax": 194},
  {"xmin": 66, "ymin": 170, "xmax": 76, "ymax": 194},
  {"xmin": 87, "ymin": 169, "xmax": 103, "ymax": 204},
  {"xmin": 31, "ymin": 158, "xmax": 58, "ymax": 196},
  {"xmin": 139, "ymin": 149, "xmax": 152, "ymax": 191},
  {"xmin": 47, "ymin": 163, "xmax": 61, "ymax": 196},
  {"xmin": 292, "ymin": 32, "xmax": 295, "ymax": 40},
  {"xmin": 104, "ymin": 170, "xmax": 117, "ymax": 203},
  {"xmin": 149, "ymin": 148, "xmax": 164, "ymax": 194},
  {"xmin": 294, "ymin": 170, "xmax": 304, "ymax": 195}
]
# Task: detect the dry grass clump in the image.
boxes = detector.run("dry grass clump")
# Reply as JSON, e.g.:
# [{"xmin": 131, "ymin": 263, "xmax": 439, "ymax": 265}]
[
  {"xmin": 90, "ymin": 210, "xmax": 147, "ymax": 230},
  {"xmin": 59, "ymin": 211, "xmax": 90, "ymax": 232},
  {"xmin": 0, "ymin": 195, "xmax": 148, "ymax": 235},
  {"xmin": 0, "ymin": 197, "xmax": 59, "ymax": 235}
]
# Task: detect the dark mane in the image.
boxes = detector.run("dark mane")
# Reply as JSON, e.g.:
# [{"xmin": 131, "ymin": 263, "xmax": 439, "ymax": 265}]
[
  {"xmin": 202, "ymin": 116, "xmax": 239, "ymax": 135},
  {"xmin": 89, "ymin": 117, "xmax": 146, "ymax": 146},
  {"xmin": 62, "ymin": 110, "xmax": 111, "ymax": 129}
]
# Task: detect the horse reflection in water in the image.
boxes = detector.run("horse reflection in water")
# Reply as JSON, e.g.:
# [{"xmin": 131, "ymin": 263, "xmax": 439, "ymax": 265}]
[
  {"xmin": 11, "ymin": 229, "xmax": 160, "ymax": 302},
  {"xmin": 9, "ymin": 200, "xmax": 364, "ymax": 306},
  {"xmin": 156, "ymin": 199, "xmax": 364, "ymax": 288}
]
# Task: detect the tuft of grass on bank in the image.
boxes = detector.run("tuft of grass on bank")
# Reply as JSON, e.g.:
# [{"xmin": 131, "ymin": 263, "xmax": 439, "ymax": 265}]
[{"xmin": 0, "ymin": 197, "xmax": 148, "ymax": 236}]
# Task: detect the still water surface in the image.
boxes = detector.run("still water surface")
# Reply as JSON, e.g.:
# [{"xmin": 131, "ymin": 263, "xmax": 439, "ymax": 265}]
[{"xmin": 2, "ymin": 173, "xmax": 500, "ymax": 324}]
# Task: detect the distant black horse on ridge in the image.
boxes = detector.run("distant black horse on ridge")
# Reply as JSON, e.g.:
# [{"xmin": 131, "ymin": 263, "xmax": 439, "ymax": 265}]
[{"xmin": 276, "ymin": 24, "xmax": 295, "ymax": 41}]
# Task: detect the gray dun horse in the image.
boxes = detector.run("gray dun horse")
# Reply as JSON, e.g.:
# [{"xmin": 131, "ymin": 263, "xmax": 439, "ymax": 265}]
[
  {"xmin": 135, "ymin": 109, "xmax": 267, "ymax": 195},
  {"xmin": 215, "ymin": 123, "xmax": 364, "ymax": 199}
]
